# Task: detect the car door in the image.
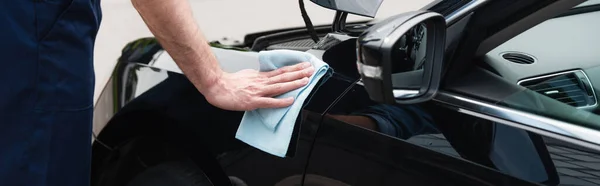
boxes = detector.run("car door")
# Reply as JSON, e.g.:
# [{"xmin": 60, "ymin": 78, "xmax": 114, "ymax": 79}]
[
  {"xmin": 300, "ymin": 1, "xmax": 535, "ymax": 184},
  {"xmin": 442, "ymin": 0, "xmax": 600, "ymax": 185},
  {"xmin": 91, "ymin": 46, "xmax": 351, "ymax": 186},
  {"xmin": 305, "ymin": 87, "xmax": 559, "ymax": 185},
  {"xmin": 302, "ymin": 0, "xmax": 600, "ymax": 185},
  {"xmin": 439, "ymin": 0, "xmax": 600, "ymax": 185}
]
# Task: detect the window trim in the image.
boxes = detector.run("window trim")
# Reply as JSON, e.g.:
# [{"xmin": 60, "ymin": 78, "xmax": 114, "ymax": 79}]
[
  {"xmin": 554, "ymin": 1, "xmax": 600, "ymax": 18},
  {"xmin": 445, "ymin": 0, "xmax": 489, "ymax": 24},
  {"xmin": 433, "ymin": 91, "xmax": 600, "ymax": 152}
]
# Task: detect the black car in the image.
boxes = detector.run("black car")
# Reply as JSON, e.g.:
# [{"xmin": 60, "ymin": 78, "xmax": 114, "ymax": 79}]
[{"xmin": 91, "ymin": 0, "xmax": 600, "ymax": 185}]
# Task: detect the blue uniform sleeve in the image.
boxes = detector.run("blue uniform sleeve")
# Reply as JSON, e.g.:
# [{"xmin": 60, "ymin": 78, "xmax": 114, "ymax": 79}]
[{"xmin": 350, "ymin": 104, "xmax": 439, "ymax": 139}]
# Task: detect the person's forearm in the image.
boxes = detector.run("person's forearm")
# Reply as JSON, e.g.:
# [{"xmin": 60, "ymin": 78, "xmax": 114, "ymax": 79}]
[{"xmin": 132, "ymin": 0, "xmax": 221, "ymax": 93}]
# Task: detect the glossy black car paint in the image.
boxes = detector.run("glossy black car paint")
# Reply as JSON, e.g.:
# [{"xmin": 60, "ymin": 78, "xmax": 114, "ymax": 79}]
[
  {"xmin": 91, "ymin": 0, "xmax": 600, "ymax": 186},
  {"xmin": 91, "ymin": 45, "xmax": 356, "ymax": 185}
]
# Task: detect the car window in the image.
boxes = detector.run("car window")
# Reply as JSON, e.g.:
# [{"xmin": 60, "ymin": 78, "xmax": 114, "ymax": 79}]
[{"xmin": 483, "ymin": 0, "xmax": 600, "ymax": 134}]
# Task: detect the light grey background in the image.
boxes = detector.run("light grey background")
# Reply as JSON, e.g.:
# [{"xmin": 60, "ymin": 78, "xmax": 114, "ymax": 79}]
[{"xmin": 93, "ymin": 0, "xmax": 432, "ymax": 104}]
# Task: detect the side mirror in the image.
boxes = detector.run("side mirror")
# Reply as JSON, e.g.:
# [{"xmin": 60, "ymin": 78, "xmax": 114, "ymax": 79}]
[
  {"xmin": 356, "ymin": 11, "xmax": 446, "ymax": 104},
  {"xmin": 310, "ymin": 0, "xmax": 383, "ymax": 18}
]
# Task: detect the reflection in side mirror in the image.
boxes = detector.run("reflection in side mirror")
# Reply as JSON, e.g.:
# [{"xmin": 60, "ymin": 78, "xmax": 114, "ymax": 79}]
[
  {"xmin": 356, "ymin": 11, "xmax": 446, "ymax": 104},
  {"xmin": 310, "ymin": 0, "xmax": 384, "ymax": 18}
]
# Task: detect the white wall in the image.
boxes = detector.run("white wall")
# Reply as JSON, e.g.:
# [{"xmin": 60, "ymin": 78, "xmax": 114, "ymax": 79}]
[{"xmin": 93, "ymin": 0, "xmax": 433, "ymax": 103}]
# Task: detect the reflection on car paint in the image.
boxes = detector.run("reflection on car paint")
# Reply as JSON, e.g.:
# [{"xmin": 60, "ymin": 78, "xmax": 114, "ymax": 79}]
[{"xmin": 321, "ymin": 83, "xmax": 600, "ymax": 185}]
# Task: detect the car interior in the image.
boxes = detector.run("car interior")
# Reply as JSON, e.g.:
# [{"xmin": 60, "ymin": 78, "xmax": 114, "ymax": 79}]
[{"xmin": 483, "ymin": 0, "xmax": 600, "ymax": 112}]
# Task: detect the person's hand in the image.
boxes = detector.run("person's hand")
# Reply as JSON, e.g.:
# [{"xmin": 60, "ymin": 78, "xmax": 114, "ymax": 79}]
[{"xmin": 203, "ymin": 62, "xmax": 315, "ymax": 111}]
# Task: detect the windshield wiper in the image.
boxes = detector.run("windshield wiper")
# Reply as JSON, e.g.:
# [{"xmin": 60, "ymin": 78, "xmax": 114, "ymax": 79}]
[{"xmin": 299, "ymin": 0, "xmax": 320, "ymax": 42}]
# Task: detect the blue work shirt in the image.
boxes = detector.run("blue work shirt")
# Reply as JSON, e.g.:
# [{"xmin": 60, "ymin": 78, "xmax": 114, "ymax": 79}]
[
  {"xmin": 0, "ymin": 0, "xmax": 102, "ymax": 185},
  {"xmin": 352, "ymin": 104, "xmax": 439, "ymax": 139}
]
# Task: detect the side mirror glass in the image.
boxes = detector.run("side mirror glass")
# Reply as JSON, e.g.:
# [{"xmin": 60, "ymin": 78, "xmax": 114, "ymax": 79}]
[
  {"xmin": 356, "ymin": 11, "xmax": 446, "ymax": 104},
  {"xmin": 310, "ymin": 0, "xmax": 384, "ymax": 18}
]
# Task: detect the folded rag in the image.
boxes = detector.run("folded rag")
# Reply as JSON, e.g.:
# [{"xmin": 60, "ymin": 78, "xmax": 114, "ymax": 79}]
[{"xmin": 235, "ymin": 49, "xmax": 332, "ymax": 157}]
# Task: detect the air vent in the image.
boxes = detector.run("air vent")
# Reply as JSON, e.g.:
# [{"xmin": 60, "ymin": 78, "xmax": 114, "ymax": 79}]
[
  {"xmin": 502, "ymin": 52, "xmax": 535, "ymax": 64},
  {"xmin": 518, "ymin": 70, "xmax": 597, "ymax": 108}
]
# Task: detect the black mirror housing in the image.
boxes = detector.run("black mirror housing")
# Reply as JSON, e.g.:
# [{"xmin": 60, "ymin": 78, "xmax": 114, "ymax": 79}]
[{"xmin": 356, "ymin": 10, "xmax": 446, "ymax": 105}]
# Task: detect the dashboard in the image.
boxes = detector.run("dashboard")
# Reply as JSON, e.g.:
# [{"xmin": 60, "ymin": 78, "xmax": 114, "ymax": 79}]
[{"xmin": 482, "ymin": 6, "xmax": 600, "ymax": 112}]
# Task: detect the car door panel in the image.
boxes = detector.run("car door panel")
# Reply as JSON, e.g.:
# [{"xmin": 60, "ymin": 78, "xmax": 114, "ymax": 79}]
[
  {"xmin": 303, "ymin": 82, "xmax": 545, "ymax": 185},
  {"xmin": 299, "ymin": 0, "xmax": 577, "ymax": 184},
  {"xmin": 436, "ymin": 89, "xmax": 600, "ymax": 185},
  {"xmin": 216, "ymin": 67, "xmax": 356, "ymax": 185},
  {"xmin": 91, "ymin": 44, "xmax": 355, "ymax": 185}
]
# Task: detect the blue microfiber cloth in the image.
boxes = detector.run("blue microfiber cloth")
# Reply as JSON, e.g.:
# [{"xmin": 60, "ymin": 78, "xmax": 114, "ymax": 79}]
[{"xmin": 235, "ymin": 49, "xmax": 332, "ymax": 157}]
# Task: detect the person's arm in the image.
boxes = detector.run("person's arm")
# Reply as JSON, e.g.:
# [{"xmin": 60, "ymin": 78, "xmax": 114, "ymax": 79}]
[{"xmin": 131, "ymin": 0, "xmax": 314, "ymax": 111}]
